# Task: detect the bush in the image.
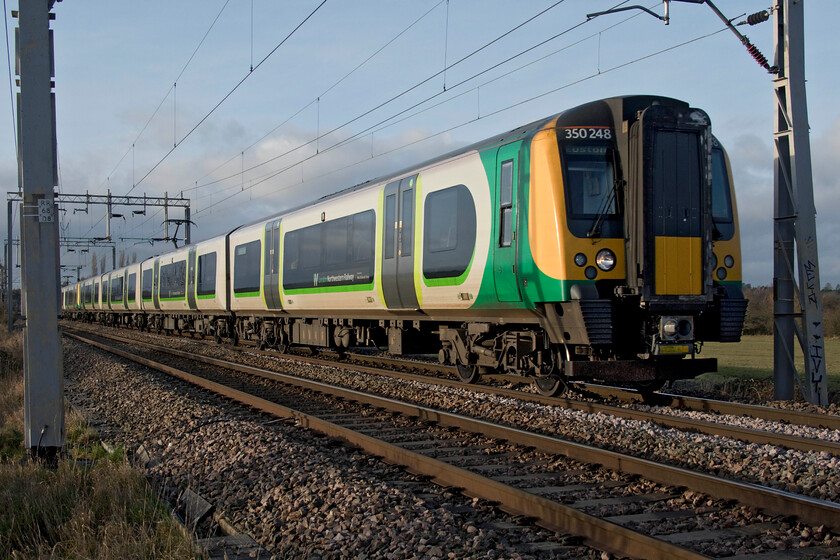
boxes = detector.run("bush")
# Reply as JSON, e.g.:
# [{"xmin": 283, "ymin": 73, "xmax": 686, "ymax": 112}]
[{"xmin": 742, "ymin": 285, "xmax": 840, "ymax": 338}]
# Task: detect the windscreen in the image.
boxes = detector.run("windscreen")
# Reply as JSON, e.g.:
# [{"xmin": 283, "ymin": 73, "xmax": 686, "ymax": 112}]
[{"xmin": 558, "ymin": 126, "xmax": 622, "ymax": 238}]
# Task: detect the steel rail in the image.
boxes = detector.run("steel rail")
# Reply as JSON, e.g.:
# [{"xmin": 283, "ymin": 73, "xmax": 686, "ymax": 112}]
[
  {"xmin": 575, "ymin": 382, "xmax": 840, "ymax": 431},
  {"xmin": 66, "ymin": 330, "xmax": 840, "ymax": 534},
  {"xmin": 65, "ymin": 331, "xmax": 707, "ymax": 560},
  {"xmin": 334, "ymin": 355, "xmax": 840, "ymax": 456},
  {"xmin": 341, "ymin": 349, "xmax": 840, "ymax": 431},
  {"xmin": 64, "ymin": 325, "xmax": 840, "ymax": 454}
]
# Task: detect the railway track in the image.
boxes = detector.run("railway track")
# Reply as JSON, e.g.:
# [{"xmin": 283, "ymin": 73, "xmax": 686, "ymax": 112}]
[
  {"xmin": 64, "ymin": 323, "xmax": 840, "ymax": 458},
  {"xmin": 329, "ymin": 352, "xmax": 840, "ymax": 455},
  {"xmin": 65, "ymin": 321, "xmax": 840, "ymax": 432},
  {"xmin": 65, "ymin": 327, "xmax": 840, "ymax": 559},
  {"xmin": 134, "ymin": 322, "xmax": 840, "ymax": 433}
]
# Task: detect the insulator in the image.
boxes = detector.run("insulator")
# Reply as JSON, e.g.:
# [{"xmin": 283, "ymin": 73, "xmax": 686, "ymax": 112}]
[
  {"xmin": 746, "ymin": 42, "xmax": 771, "ymax": 71},
  {"xmin": 746, "ymin": 10, "xmax": 770, "ymax": 25}
]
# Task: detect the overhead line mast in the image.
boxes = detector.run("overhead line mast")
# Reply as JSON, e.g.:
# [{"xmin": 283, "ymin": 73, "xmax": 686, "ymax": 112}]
[
  {"xmin": 587, "ymin": 0, "xmax": 827, "ymax": 405},
  {"xmin": 15, "ymin": 0, "xmax": 64, "ymax": 463},
  {"xmin": 771, "ymin": 0, "xmax": 826, "ymax": 405}
]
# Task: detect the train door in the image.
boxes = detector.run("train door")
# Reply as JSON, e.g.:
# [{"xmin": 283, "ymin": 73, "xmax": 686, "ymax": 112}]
[
  {"xmin": 381, "ymin": 175, "xmax": 419, "ymax": 309},
  {"xmin": 187, "ymin": 249, "xmax": 198, "ymax": 310},
  {"xmin": 493, "ymin": 143, "xmax": 522, "ymax": 302},
  {"xmin": 263, "ymin": 220, "xmax": 282, "ymax": 309},
  {"xmin": 628, "ymin": 106, "xmax": 708, "ymax": 300}
]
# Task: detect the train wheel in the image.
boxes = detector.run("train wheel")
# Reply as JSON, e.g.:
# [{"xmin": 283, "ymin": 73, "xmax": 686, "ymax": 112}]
[
  {"xmin": 456, "ymin": 364, "xmax": 481, "ymax": 384},
  {"xmin": 533, "ymin": 376, "xmax": 565, "ymax": 397},
  {"xmin": 532, "ymin": 347, "xmax": 566, "ymax": 397},
  {"xmin": 633, "ymin": 379, "xmax": 666, "ymax": 394}
]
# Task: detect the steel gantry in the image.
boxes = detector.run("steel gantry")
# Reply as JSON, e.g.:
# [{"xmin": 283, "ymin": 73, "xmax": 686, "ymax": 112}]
[{"xmin": 7, "ymin": 190, "xmax": 192, "ymax": 246}]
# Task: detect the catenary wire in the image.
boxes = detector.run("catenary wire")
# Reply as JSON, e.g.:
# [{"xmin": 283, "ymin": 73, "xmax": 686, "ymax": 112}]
[
  {"xmin": 197, "ymin": 27, "xmax": 727, "ymax": 216},
  {"xmin": 123, "ymin": 0, "xmax": 549, "ymax": 239},
  {"xmin": 127, "ymin": 0, "xmax": 329, "ymax": 196},
  {"xmin": 186, "ymin": 0, "xmax": 446, "ymax": 192},
  {"xmin": 189, "ymin": 0, "xmax": 596, "ymax": 193},
  {"xmin": 96, "ymin": 0, "xmax": 233, "ymax": 195},
  {"xmin": 196, "ymin": 10, "xmax": 641, "ymax": 203},
  {"xmin": 82, "ymin": 0, "xmax": 326, "ymax": 241},
  {"xmin": 191, "ymin": 0, "xmax": 631, "ymax": 194}
]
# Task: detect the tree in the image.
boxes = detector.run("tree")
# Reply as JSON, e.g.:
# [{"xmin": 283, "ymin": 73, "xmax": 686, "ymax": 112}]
[
  {"xmin": 90, "ymin": 253, "xmax": 98, "ymax": 276},
  {"xmin": 99, "ymin": 254, "xmax": 106, "ymax": 273}
]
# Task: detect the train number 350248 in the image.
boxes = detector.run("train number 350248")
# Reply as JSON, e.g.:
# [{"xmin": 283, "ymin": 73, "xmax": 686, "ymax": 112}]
[{"xmin": 563, "ymin": 127, "xmax": 612, "ymax": 140}]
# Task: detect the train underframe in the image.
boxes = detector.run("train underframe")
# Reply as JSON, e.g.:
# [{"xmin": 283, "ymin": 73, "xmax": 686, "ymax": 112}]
[{"xmin": 67, "ymin": 290, "xmax": 745, "ymax": 396}]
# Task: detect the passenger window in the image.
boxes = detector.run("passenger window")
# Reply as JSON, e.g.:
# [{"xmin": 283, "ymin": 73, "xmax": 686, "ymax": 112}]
[
  {"xmin": 300, "ymin": 227, "xmax": 321, "ymax": 269},
  {"xmin": 234, "ymin": 240, "xmax": 261, "ymax": 295},
  {"xmin": 282, "ymin": 210, "xmax": 376, "ymax": 290},
  {"xmin": 197, "ymin": 253, "xmax": 217, "ymax": 297},
  {"xmin": 127, "ymin": 273, "xmax": 136, "ymax": 302},
  {"xmin": 111, "ymin": 277, "xmax": 123, "ymax": 302},
  {"xmin": 141, "ymin": 269, "xmax": 153, "ymax": 300},
  {"xmin": 324, "ymin": 218, "xmax": 349, "ymax": 266},
  {"xmin": 352, "ymin": 211, "xmax": 374, "ymax": 262},
  {"xmin": 160, "ymin": 261, "xmax": 187, "ymax": 299},
  {"xmin": 423, "ymin": 185, "xmax": 476, "ymax": 280}
]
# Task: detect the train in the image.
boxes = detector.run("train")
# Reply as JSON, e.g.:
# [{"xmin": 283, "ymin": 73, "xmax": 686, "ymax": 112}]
[{"xmin": 62, "ymin": 95, "xmax": 747, "ymax": 396}]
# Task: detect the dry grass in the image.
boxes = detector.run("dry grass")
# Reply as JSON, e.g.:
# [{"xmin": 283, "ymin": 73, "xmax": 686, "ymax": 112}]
[
  {"xmin": 0, "ymin": 332, "xmax": 24, "ymax": 462},
  {"xmin": 0, "ymin": 319, "xmax": 196, "ymax": 559},
  {"xmin": 0, "ymin": 460, "xmax": 196, "ymax": 559}
]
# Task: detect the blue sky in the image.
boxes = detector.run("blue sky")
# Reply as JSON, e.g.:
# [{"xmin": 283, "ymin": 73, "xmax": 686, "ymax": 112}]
[{"xmin": 3, "ymin": 0, "xmax": 839, "ymax": 287}]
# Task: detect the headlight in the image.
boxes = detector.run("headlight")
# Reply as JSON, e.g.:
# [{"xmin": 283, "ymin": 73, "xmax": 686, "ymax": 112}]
[
  {"xmin": 724, "ymin": 255, "xmax": 734, "ymax": 268},
  {"xmin": 574, "ymin": 253, "xmax": 587, "ymax": 267},
  {"xmin": 662, "ymin": 319, "xmax": 678, "ymax": 337},
  {"xmin": 717, "ymin": 267, "xmax": 727, "ymax": 280},
  {"xmin": 595, "ymin": 249, "xmax": 616, "ymax": 271}
]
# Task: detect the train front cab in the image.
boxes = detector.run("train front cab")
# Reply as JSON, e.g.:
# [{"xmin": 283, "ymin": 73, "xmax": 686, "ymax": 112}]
[{"xmin": 528, "ymin": 96, "xmax": 746, "ymax": 389}]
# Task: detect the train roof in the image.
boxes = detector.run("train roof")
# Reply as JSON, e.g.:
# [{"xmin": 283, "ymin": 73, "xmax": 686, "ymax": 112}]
[{"xmin": 310, "ymin": 94, "xmax": 690, "ymax": 206}]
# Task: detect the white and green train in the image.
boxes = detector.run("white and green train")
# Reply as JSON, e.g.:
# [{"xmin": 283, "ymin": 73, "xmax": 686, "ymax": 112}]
[{"xmin": 63, "ymin": 95, "xmax": 747, "ymax": 395}]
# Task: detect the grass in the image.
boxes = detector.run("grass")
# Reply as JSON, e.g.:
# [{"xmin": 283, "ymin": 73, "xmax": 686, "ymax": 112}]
[
  {"xmin": 0, "ymin": 318, "xmax": 197, "ymax": 559},
  {"xmin": 689, "ymin": 335, "xmax": 840, "ymax": 404},
  {"xmin": 0, "ymin": 458, "xmax": 196, "ymax": 559}
]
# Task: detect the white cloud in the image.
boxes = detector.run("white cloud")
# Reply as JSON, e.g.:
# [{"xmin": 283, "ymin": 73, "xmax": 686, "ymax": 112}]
[{"xmin": 727, "ymin": 120, "xmax": 840, "ymax": 287}]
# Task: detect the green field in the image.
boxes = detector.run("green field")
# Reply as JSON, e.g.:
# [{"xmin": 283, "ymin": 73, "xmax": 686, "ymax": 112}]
[{"xmin": 690, "ymin": 335, "xmax": 840, "ymax": 402}]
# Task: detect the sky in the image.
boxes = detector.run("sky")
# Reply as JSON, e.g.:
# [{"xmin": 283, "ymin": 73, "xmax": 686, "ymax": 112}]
[{"xmin": 3, "ymin": 0, "xmax": 839, "ymax": 288}]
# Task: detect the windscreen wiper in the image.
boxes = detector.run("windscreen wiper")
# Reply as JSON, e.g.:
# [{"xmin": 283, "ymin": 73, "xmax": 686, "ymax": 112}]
[{"xmin": 586, "ymin": 178, "xmax": 622, "ymax": 238}]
